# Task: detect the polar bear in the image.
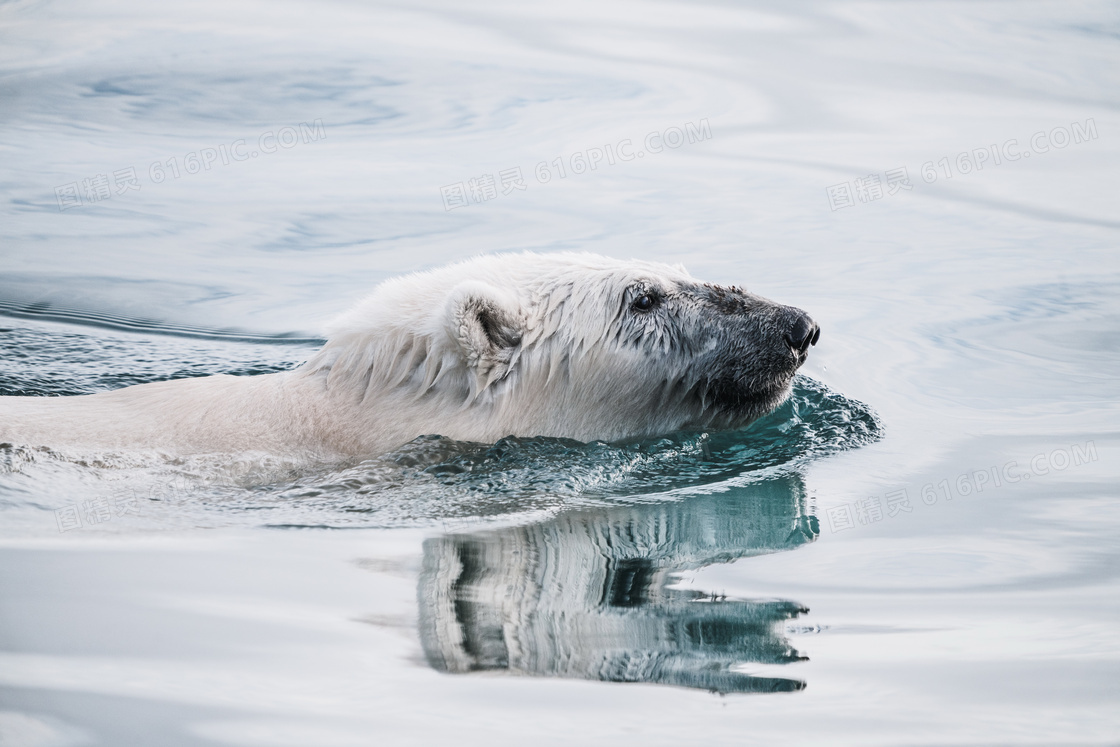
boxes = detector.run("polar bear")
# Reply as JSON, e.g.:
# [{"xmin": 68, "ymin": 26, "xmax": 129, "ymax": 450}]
[{"xmin": 0, "ymin": 252, "xmax": 818, "ymax": 460}]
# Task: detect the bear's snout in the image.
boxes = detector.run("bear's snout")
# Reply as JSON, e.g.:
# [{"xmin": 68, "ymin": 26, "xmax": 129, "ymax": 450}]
[{"xmin": 782, "ymin": 310, "xmax": 819, "ymax": 354}]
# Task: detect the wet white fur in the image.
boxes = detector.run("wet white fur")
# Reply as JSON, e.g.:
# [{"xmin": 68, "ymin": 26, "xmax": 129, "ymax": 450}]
[{"xmin": 0, "ymin": 253, "xmax": 720, "ymax": 460}]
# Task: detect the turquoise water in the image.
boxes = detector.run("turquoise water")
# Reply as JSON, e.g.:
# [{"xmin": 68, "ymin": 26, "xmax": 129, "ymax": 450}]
[{"xmin": 1, "ymin": 1, "xmax": 1118, "ymax": 745}]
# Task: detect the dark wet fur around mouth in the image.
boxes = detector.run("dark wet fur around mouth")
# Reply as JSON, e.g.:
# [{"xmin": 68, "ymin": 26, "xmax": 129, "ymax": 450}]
[{"xmin": 628, "ymin": 281, "xmax": 819, "ymax": 427}]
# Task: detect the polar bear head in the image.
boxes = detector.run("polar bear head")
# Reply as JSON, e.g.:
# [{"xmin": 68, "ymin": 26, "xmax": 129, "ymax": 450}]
[{"xmin": 302, "ymin": 252, "xmax": 818, "ymax": 448}]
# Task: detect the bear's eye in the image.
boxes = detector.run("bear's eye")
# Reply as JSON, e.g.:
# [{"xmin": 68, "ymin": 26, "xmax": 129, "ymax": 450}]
[{"xmin": 631, "ymin": 294, "xmax": 658, "ymax": 312}]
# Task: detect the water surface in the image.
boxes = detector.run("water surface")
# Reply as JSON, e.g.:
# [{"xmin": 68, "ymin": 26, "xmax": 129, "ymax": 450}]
[{"xmin": 1, "ymin": 1, "xmax": 1118, "ymax": 745}]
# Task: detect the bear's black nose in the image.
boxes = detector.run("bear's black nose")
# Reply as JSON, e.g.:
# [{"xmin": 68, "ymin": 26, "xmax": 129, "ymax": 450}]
[{"xmin": 784, "ymin": 312, "xmax": 820, "ymax": 353}]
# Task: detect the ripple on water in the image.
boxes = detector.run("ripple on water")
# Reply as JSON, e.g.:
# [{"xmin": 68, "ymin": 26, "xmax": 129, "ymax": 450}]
[{"xmin": 0, "ymin": 322, "xmax": 881, "ymax": 532}]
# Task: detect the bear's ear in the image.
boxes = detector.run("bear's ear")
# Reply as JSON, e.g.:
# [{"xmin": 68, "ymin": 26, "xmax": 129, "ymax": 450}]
[{"xmin": 445, "ymin": 281, "xmax": 524, "ymax": 390}]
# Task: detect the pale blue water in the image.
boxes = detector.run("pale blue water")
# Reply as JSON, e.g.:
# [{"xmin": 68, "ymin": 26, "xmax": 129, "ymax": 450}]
[{"xmin": 1, "ymin": 1, "xmax": 1118, "ymax": 745}]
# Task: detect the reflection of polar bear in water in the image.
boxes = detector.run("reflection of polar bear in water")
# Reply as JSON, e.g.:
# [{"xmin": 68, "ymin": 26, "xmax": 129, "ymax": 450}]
[
  {"xmin": 0, "ymin": 253, "xmax": 818, "ymax": 459},
  {"xmin": 417, "ymin": 474, "xmax": 816, "ymax": 693}
]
